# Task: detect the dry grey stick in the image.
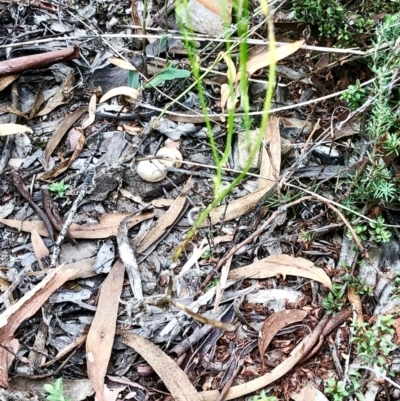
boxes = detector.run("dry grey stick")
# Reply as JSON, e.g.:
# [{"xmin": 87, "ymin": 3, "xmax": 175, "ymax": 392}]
[
  {"xmin": 49, "ymin": 126, "xmax": 108, "ymax": 267},
  {"xmin": 117, "ymin": 213, "xmax": 143, "ymax": 301}
]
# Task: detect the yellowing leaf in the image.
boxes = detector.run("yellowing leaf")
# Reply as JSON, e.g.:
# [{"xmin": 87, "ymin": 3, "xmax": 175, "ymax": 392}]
[
  {"xmin": 236, "ymin": 40, "xmax": 304, "ymax": 81},
  {"xmin": 81, "ymin": 95, "xmax": 97, "ymax": 129},
  {"xmin": 108, "ymin": 57, "xmax": 137, "ymax": 71},
  {"xmin": 99, "ymin": 86, "xmax": 140, "ymax": 103},
  {"xmin": 120, "ymin": 332, "xmax": 202, "ymax": 401},
  {"xmin": 0, "ymin": 124, "xmax": 33, "ymax": 136}
]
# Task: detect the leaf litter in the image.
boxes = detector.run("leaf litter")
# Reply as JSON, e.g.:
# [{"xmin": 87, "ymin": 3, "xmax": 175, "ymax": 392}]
[{"xmin": 1, "ymin": 0, "xmax": 399, "ymax": 400}]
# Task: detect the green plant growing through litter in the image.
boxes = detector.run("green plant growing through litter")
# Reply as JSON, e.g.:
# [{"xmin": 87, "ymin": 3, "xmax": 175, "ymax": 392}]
[
  {"xmin": 341, "ymin": 14, "xmax": 400, "ymax": 245},
  {"xmin": 48, "ymin": 181, "xmax": 70, "ymax": 197},
  {"xmin": 44, "ymin": 378, "xmax": 71, "ymax": 401},
  {"xmin": 325, "ymin": 371, "xmax": 364, "ymax": 401},
  {"xmin": 391, "ymin": 271, "xmax": 400, "ymax": 300},
  {"xmin": 252, "ymin": 389, "xmax": 277, "ymax": 401},
  {"xmin": 174, "ymin": 0, "xmax": 276, "ymax": 259},
  {"xmin": 343, "ymin": 270, "xmax": 373, "ymax": 296},
  {"xmin": 340, "ymin": 79, "xmax": 367, "ymax": 110},
  {"xmin": 353, "ymin": 314, "xmax": 396, "ymax": 372},
  {"xmin": 323, "ymin": 282, "xmax": 345, "ymax": 314}
]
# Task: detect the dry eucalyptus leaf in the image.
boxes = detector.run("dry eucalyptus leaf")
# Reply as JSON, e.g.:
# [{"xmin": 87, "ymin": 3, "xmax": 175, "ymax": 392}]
[
  {"xmin": 99, "ymin": 86, "xmax": 140, "ymax": 103},
  {"xmin": 44, "ymin": 106, "xmax": 87, "ymax": 164},
  {"xmin": 120, "ymin": 332, "xmax": 202, "ymax": 401},
  {"xmin": 203, "ymin": 117, "xmax": 280, "ymax": 226},
  {"xmin": 133, "ymin": 179, "xmax": 191, "ymax": 254},
  {"xmin": 81, "ymin": 94, "xmax": 97, "ymax": 129},
  {"xmin": 0, "ymin": 259, "xmax": 96, "ymax": 387},
  {"xmin": 36, "ymin": 71, "xmax": 74, "ymax": 117},
  {"xmin": 258, "ymin": 310, "xmax": 307, "ymax": 363},
  {"xmin": 30, "ymin": 229, "xmax": 49, "ymax": 270},
  {"xmin": 238, "ymin": 40, "xmax": 304, "ymax": 80},
  {"xmin": 38, "ymin": 128, "xmax": 85, "ymax": 180},
  {"xmin": 0, "ymin": 123, "xmax": 33, "ymax": 136},
  {"xmin": 0, "ymin": 73, "xmax": 20, "ymax": 91},
  {"xmin": 86, "ymin": 261, "xmax": 125, "ymax": 401},
  {"xmin": 227, "ymin": 254, "xmax": 332, "ymax": 289},
  {"xmin": 108, "ymin": 57, "xmax": 137, "ymax": 71},
  {"xmin": 200, "ymin": 340, "xmax": 306, "ymax": 401},
  {"xmin": 0, "ymin": 211, "xmax": 153, "ymax": 239}
]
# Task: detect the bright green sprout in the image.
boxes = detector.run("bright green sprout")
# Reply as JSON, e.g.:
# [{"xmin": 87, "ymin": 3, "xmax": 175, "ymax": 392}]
[{"xmin": 48, "ymin": 181, "xmax": 70, "ymax": 197}]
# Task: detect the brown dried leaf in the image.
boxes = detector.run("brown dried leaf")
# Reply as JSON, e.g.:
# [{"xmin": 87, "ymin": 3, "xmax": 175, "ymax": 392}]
[
  {"xmin": 108, "ymin": 57, "xmax": 137, "ymax": 71},
  {"xmin": 259, "ymin": 116, "xmax": 280, "ymax": 190},
  {"xmin": 131, "ymin": 0, "xmax": 143, "ymax": 34},
  {"xmin": 0, "ymin": 123, "xmax": 33, "ymax": 136},
  {"xmin": 0, "ymin": 73, "xmax": 20, "ymax": 91},
  {"xmin": 238, "ymin": 40, "xmax": 304, "ymax": 80},
  {"xmin": 348, "ymin": 286, "xmax": 363, "ymax": 325},
  {"xmin": 81, "ymin": 95, "xmax": 97, "ymax": 129},
  {"xmin": 30, "ymin": 229, "xmax": 49, "ymax": 270},
  {"xmin": 258, "ymin": 310, "xmax": 307, "ymax": 362},
  {"xmin": 120, "ymin": 332, "xmax": 202, "ymax": 401},
  {"xmin": 0, "ymin": 211, "xmax": 153, "ymax": 239},
  {"xmin": 44, "ymin": 106, "xmax": 87, "ymax": 164},
  {"xmin": 87, "ymin": 261, "xmax": 125, "ymax": 401},
  {"xmin": 133, "ymin": 180, "xmax": 191, "ymax": 254},
  {"xmin": 228, "ymin": 254, "xmax": 332, "ymax": 289},
  {"xmin": 38, "ymin": 128, "xmax": 85, "ymax": 180},
  {"xmin": 122, "ymin": 124, "xmax": 142, "ymax": 135},
  {"xmin": 36, "ymin": 72, "xmax": 74, "ymax": 117},
  {"xmin": 0, "ymin": 259, "xmax": 96, "ymax": 387}
]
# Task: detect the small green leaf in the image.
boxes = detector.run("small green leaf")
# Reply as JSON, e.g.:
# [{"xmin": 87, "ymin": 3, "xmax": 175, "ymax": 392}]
[
  {"xmin": 144, "ymin": 66, "xmax": 190, "ymax": 88},
  {"xmin": 127, "ymin": 70, "xmax": 140, "ymax": 89}
]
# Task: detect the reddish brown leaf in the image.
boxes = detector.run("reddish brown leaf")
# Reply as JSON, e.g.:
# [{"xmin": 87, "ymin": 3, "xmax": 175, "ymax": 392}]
[{"xmin": 258, "ymin": 310, "xmax": 307, "ymax": 364}]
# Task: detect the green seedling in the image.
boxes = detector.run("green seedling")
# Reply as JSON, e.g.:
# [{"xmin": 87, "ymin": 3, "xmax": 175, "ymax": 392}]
[
  {"xmin": 340, "ymin": 79, "xmax": 368, "ymax": 110},
  {"xmin": 48, "ymin": 181, "xmax": 70, "ymax": 197},
  {"xmin": 343, "ymin": 273, "xmax": 373, "ymax": 296},
  {"xmin": 325, "ymin": 371, "xmax": 364, "ymax": 401},
  {"xmin": 323, "ymin": 282, "xmax": 345, "ymax": 314},
  {"xmin": 144, "ymin": 63, "xmax": 191, "ymax": 88},
  {"xmin": 369, "ymin": 216, "xmax": 392, "ymax": 243},
  {"xmin": 353, "ymin": 315, "xmax": 395, "ymax": 372},
  {"xmin": 44, "ymin": 378, "xmax": 71, "ymax": 401},
  {"xmin": 325, "ymin": 378, "xmax": 349, "ymax": 401},
  {"xmin": 252, "ymin": 389, "xmax": 277, "ymax": 401}
]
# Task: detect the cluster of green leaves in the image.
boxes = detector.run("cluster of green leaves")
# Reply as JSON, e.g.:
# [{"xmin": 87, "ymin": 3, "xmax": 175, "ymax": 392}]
[
  {"xmin": 391, "ymin": 272, "xmax": 400, "ymax": 300},
  {"xmin": 341, "ymin": 14, "xmax": 400, "ymax": 245},
  {"xmin": 343, "ymin": 270, "xmax": 373, "ymax": 296},
  {"xmin": 44, "ymin": 378, "xmax": 71, "ymax": 401},
  {"xmin": 48, "ymin": 181, "xmax": 70, "ymax": 197},
  {"xmin": 323, "ymin": 282, "xmax": 345, "ymax": 314},
  {"xmin": 340, "ymin": 80, "xmax": 367, "ymax": 110},
  {"xmin": 325, "ymin": 315, "xmax": 395, "ymax": 401},
  {"xmin": 292, "ymin": 0, "xmax": 373, "ymax": 43},
  {"xmin": 346, "ymin": 215, "xmax": 392, "ymax": 244},
  {"xmin": 353, "ymin": 315, "xmax": 395, "ymax": 372},
  {"xmin": 325, "ymin": 371, "xmax": 363, "ymax": 401}
]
